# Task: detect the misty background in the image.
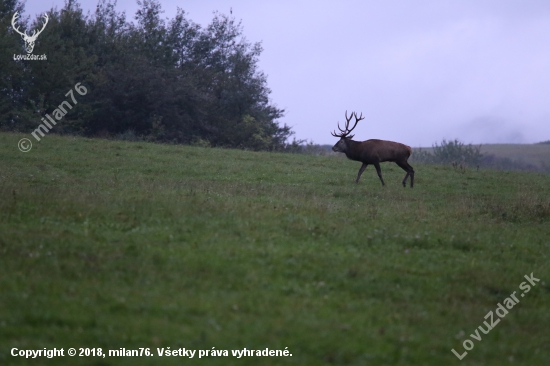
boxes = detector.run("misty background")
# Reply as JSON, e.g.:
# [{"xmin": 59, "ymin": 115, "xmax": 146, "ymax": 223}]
[{"xmin": 21, "ymin": 0, "xmax": 550, "ymax": 146}]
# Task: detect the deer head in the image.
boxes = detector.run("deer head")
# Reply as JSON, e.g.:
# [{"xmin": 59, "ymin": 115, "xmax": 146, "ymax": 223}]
[
  {"xmin": 331, "ymin": 111, "xmax": 364, "ymax": 152},
  {"xmin": 12, "ymin": 12, "xmax": 49, "ymax": 54}
]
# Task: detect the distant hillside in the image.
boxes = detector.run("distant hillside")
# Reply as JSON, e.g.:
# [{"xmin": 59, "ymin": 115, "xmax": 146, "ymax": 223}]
[
  {"xmin": 410, "ymin": 143, "xmax": 550, "ymax": 173},
  {"xmin": 480, "ymin": 144, "xmax": 550, "ymax": 171}
]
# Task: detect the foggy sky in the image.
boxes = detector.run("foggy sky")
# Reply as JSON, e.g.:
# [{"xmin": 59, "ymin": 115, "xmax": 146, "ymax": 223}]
[{"xmin": 23, "ymin": 0, "xmax": 550, "ymax": 146}]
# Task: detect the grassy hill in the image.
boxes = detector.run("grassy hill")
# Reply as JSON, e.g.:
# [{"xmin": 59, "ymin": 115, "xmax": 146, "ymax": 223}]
[{"xmin": 1, "ymin": 132, "xmax": 549, "ymax": 365}]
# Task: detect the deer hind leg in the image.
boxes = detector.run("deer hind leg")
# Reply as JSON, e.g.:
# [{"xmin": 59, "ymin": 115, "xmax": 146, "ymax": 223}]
[
  {"xmin": 356, "ymin": 163, "xmax": 368, "ymax": 183},
  {"xmin": 373, "ymin": 162, "xmax": 385, "ymax": 186},
  {"xmin": 397, "ymin": 161, "xmax": 414, "ymax": 188}
]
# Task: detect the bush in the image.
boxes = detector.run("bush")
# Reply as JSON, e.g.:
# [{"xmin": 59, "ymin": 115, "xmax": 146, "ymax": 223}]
[
  {"xmin": 412, "ymin": 139, "xmax": 483, "ymax": 167},
  {"xmin": 433, "ymin": 139, "xmax": 483, "ymax": 166}
]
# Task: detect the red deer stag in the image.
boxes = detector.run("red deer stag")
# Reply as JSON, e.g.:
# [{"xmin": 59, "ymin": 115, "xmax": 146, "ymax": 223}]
[{"xmin": 331, "ymin": 111, "xmax": 415, "ymax": 187}]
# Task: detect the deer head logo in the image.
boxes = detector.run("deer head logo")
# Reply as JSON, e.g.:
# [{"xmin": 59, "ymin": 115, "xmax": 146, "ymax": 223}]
[{"xmin": 11, "ymin": 12, "xmax": 49, "ymax": 54}]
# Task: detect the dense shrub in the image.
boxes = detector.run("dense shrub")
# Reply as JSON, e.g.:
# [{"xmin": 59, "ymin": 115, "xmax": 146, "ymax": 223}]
[{"xmin": 412, "ymin": 139, "xmax": 483, "ymax": 166}]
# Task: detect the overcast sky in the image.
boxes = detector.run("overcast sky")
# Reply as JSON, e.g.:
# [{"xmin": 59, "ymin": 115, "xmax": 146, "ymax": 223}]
[{"xmin": 23, "ymin": 0, "xmax": 550, "ymax": 146}]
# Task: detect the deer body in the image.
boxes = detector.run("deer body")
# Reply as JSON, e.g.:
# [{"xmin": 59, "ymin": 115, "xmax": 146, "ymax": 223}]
[{"xmin": 331, "ymin": 112, "xmax": 415, "ymax": 187}]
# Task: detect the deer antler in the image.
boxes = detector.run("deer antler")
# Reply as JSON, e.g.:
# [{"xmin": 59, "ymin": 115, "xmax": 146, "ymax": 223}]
[
  {"xmin": 27, "ymin": 13, "xmax": 48, "ymax": 41},
  {"xmin": 11, "ymin": 12, "xmax": 27, "ymax": 38},
  {"xmin": 331, "ymin": 110, "xmax": 365, "ymax": 139}
]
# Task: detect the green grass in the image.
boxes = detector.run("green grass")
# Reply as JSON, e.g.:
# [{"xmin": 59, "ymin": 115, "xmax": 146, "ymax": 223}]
[{"xmin": 1, "ymin": 132, "xmax": 550, "ymax": 365}]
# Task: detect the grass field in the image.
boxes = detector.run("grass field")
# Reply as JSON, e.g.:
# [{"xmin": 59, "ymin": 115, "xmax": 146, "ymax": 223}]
[{"xmin": 1, "ymin": 132, "xmax": 549, "ymax": 365}]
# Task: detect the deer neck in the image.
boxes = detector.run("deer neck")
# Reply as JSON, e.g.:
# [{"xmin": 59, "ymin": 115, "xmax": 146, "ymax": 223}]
[{"xmin": 344, "ymin": 139, "xmax": 362, "ymax": 161}]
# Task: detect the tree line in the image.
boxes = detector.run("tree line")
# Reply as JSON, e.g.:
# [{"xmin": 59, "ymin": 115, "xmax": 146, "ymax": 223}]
[{"xmin": 0, "ymin": 0, "xmax": 300, "ymax": 151}]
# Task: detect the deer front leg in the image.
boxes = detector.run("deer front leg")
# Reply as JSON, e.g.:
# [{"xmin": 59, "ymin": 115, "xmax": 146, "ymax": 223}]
[
  {"xmin": 374, "ymin": 162, "xmax": 385, "ymax": 186},
  {"xmin": 356, "ymin": 163, "xmax": 368, "ymax": 183},
  {"xmin": 402, "ymin": 172, "xmax": 410, "ymax": 187}
]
